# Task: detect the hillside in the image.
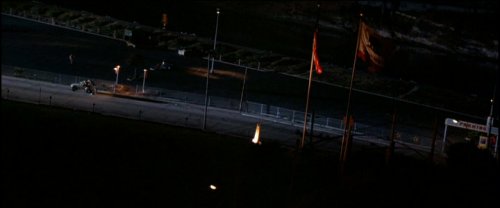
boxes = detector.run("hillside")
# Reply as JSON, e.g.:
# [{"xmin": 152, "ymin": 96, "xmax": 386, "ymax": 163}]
[{"xmin": 3, "ymin": 100, "xmax": 499, "ymax": 207}]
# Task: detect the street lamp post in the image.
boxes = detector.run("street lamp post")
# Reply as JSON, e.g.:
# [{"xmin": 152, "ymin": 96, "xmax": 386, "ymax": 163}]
[
  {"xmin": 487, "ymin": 83, "xmax": 496, "ymax": 157},
  {"xmin": 113, "ymin": 65, "xmax": 120, "ymax": 93},
  {"xmin": 142, "ymin": 69, "xmax": 147, "ymax": 93},
  {"xmin": 203, "ymin": 8, "xmax": 220, "ymax": 130},
  {"xmin": 210, "ymin": 8, "xmax": 220, "ymax": 73},
  {"xmin": 203, "ymin": 54, "xmax": 210, "ymax": 130}
]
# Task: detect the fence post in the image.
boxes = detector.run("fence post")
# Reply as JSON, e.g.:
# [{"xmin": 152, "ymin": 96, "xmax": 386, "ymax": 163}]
[{"xmin": 309, "ymin": 111, "xmax": 315, "ymax": 145}]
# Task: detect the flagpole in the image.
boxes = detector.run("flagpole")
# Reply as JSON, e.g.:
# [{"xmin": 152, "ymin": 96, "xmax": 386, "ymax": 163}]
[
  {"xmin": 300, "ymin": 48, "xmax": 316, "ymax": 150},
  {"xmin": 299, "ymin": 3, "xmax": 321, "ymax": 151},
  {"xmin": 339, "ymin": 13, "xmax": 363, "ymax": 164}
]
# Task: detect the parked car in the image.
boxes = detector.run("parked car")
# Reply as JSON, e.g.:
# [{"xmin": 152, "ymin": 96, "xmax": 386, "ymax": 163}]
[{"xmin": 70, "ymin": 79, "xmax": 96, "ymax": 95}]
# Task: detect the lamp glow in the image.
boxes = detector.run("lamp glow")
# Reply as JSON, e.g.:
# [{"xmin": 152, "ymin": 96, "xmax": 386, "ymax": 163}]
[{"xmin": 209, "ymin": 184, "xmax": 217, "ymax": 190}]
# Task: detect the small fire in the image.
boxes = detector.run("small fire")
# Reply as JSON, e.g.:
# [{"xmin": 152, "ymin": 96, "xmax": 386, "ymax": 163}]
[{"xmin": 252, "ymin": 123, "xmax": 261, "ymax": 145}]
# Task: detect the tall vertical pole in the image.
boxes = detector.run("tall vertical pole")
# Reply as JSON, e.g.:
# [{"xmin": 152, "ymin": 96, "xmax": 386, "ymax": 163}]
[
  {"xmin": 210, "ymin": 8, "xmax": 220, "ymax": 73},
  {"xmin": 301, "ymin": 54, "xmax": 315, "ymax": 150},
  {"xmin": 213, "ymin": 8, "xmax": 220, "ymax": 51},
  {"xmin": 239, "ymin": 67, "xmax": 248, "ymax": 112},
  {"xmin": 489, "ymin": 82, "xmax": 497, "ymax": 157},
  {"xmin": 142, "ymin": 69, "xmax": 147, "ymax": 93},
  {"xmin": 442, "ymin": 124, "xmax": 448, "ymax": 153},
  {"xmin": 495, "ymin": 41, "xmax": 499, "ymax": 160},
  {"xmin": 340, "ymin": 13, "xmax": 363, "ymax": 165},
  {"xmin": 203, "ymin": 8, "xmax": 220, "ymax": 130},
  {"xmin": 299, "ymin": 3, "xmax": 321, "ymax": 151},
  {"xmin": 203, "ymin": 54, "xmax": 210, "ymax": 130}
]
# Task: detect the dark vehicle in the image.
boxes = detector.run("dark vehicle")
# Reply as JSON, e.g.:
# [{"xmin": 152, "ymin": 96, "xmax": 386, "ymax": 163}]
[{"xmin": 70, "ymin": 79, "xmax": 96, "ymax": 95}]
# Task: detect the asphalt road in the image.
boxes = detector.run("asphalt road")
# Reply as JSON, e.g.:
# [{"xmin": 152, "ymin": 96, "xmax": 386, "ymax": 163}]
[
  {"xmin": 5, "ymin": 73, "xmax": 448, "ymax": 162},
  {"xmin": 1, "ymin": 75, "xmax": 310, "ymax": 148}
]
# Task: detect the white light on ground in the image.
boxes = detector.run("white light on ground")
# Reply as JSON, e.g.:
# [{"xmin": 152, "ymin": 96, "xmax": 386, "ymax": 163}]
[{"xmin": 209, "ymin": 184, "xmax": 217, "ymax": 190}]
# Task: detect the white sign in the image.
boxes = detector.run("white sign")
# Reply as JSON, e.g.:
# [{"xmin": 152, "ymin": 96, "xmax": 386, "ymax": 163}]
[{"xmin": 445, "ymin": 118, "xmax": 498, "ymax": 135}]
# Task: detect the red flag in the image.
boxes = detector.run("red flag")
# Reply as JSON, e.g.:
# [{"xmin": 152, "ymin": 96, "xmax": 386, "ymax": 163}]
[
  {"xmin": 356, "ymin": 21, "xmax": 394, "ymax": 72},
  {"xmin": 313, "ymin": 30, "xmax": 323, "ymax": 74}
]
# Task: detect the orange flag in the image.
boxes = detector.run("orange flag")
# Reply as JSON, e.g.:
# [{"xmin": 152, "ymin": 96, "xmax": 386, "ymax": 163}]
[
  {"xmin": 357, "ymin": 21, "xmax": 394, "ymax": 73},
  {"xmin": 313, "ymin": 30, "xmax": 323, "ymax": 74}
]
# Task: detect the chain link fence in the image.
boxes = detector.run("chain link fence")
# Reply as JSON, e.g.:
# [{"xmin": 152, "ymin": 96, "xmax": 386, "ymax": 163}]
[{"xmin": 2, "ymin": 65, "xmax": 440, "ymax": 154}]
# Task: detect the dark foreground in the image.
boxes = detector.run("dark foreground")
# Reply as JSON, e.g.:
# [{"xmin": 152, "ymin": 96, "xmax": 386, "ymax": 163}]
[{"xmin": 2, "ymin": 100, "xmax": 499, "ymax": 207}]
